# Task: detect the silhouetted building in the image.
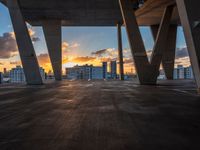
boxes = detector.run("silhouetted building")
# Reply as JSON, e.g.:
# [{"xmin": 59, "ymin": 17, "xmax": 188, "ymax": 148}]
[
  {"xmin": 3, "ymin": 68, "xmax": 7, "ymax": 74},
  {"xmin": 0, "ymin": 72, "xmax": 3, "ymax": 84},
  {"xmin": 66, "ymin": 65, "xmax": 103, "ymax": 80},
  {"xmin": 3, "ymin": 68, "xmax": 9, "ymax": 78},
  {"xmin": 102, "ymin": 62, "xmax": 107, "ymax": 79},
  {"xmin": 110, "ymin": 61, "xmax": 117, "ymax": 79}
]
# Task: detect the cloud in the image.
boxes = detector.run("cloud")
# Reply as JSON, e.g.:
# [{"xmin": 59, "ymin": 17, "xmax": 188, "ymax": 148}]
[
  {"xmin": 31, "ymin": 37, "xmax": 40, "ymax": 42},
  {"xmin": 91, "ymin": 48, "xmax": 117, "ymax": 57},
  {"xmin": 37, "ymin": 53, "xmax": 51, "ymax": 64},
  {"xmin": 28, "ymin": 28, "xmax": 41, "ymax": 42},
  {"xmin": 175, "ymin": 56, "xmax": 191, "ymax": 67},
  {"xmin": 124, "ymin": 58, "xmax": 134, "ymax": 64},
  {"xmin": 72, "ymin": 56, "xmax": 96, "ymax": 63},
  {"xmin": 62, "ymin": 42, "xmax": 70, "ymax": 52},
  {"xmin": 176, "ymin": 47, "xmax": 188, "ymax": 59},
  {"xmin": 62, "ymin": 41, "xmax": 80, "ymax": 53},
  {"xmin": 0, "ymin": 32, "xmax": 18, "ymax": 59},
  {"xmin": 91, "ymin": 49, "xmax": 107, "ymax": 56},
  {"xmin": 100, "ymin": 57, "xmax": 113, "ymax": 62},
  {"xmin": 91, "ymin": 48, "xmax": 118, "ymax": 63},
  {"xmin": 0, "ymin": 28, "xmax": 40, "ymax": 59},
  {"xmin": 10, "ymin": 61, "xmax": 20, "ymax": 65},
  {"xmin": 70, "ymin": 42, "xmax": 80, "ymax": 48}
]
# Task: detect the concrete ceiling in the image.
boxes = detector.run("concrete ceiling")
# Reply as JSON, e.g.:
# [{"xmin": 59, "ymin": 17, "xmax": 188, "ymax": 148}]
[{"xmin": 1, "ymin": 0, "xmax": 179, "ymax": 26}]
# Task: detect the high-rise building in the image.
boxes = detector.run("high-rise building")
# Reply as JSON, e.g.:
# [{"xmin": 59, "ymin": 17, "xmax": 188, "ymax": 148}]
[
  {"xmin": 102, "ymin": 62, "xmax": 107, "ymax": 79},
  {"xmin": 184, "ymin": 66, "xmax": 194, "ymax": 79},
  {"xmin": 3, "ymin": 68, "xmax": 7, "ymax": 74},
  {"xmin": 173, "ymin": 65, "xmax": 194, "ymax": 79},
  {"xmin": 0, "ymin": 72, "xmax": 3, "ymax": 84},
  {"xmin": 174, "ymin": 65, "xmax": 184, "ymax": 79},
  {"xmin": 110, "ymin": 61, "xmax": 117, "ymax": 79},
  {"xmin": 3, "ymin": 68, "xmax": 9, "ymax": 78},
  {"xmin": 10, "ymin": 66, "xmax": 45, "ymax": 83},
  {"xmin": 66, "ymin": 65, "xmax": 103, "ymax": 80}
]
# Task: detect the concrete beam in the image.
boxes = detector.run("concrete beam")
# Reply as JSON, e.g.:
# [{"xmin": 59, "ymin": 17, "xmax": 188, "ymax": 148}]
[
  {"xmin": 176, "ymin": 0, "xmax": 200, "ymax": 92},
  {"xmin": 119, "ymin": 0, "xmax": 174, "ymax": 84},
  {"xmin": 6, "ymin": 0, "xmax": 43, "ymax": 85},
  {"xmin": 117, "ymin": 23, "xmax": 124, "ymax": 80},
  {"xmin": 42, "ymin": 20, "xmax": 62, "ymax": 81},
  {"xmin": 151, "ymin": 25, "xmax": 177, "ymax": 80}
]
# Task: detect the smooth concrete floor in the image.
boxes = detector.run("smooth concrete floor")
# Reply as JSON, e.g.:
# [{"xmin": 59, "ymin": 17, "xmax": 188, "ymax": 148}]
[{"xmin": 0, "ymin": 80, "xmax": 200, "ymax": 150}]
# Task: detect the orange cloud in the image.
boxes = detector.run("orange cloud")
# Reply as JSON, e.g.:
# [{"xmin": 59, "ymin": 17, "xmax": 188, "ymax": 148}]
[
  {"xmin": 72, "ymin": 56, "xmax": 96, "ymax": 63},
  {"xmin": 37, "ymin": 53, "xmax": 52, "ymax": 72}
]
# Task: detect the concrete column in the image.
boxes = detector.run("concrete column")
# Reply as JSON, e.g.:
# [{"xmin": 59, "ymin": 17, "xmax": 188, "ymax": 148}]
[
  {"xmin": 150, "ymin": 5, "xmax": 174, "ymax": 80},
  {"xmin": 42, "ymin": 20, "xmax": 62, "ymax": 81},
  {"xmin": 176, "ymin": 0, "xmax": 200, "ymax": 92},
  {"xmin": 119, "ymin": 0, "xmax": 174, "ymax": 84},
  {"xmin": 6, "ymin": 0, "xmax": 43, "ymax": 85},
  {"xmin": 151, "ymin": 25, "xmax": 177, "ymax": 80},
  {"xmin": 117, "ymin": 23, "xmax": 124, "ymax": 80},
  {"xmin": 119, "ymin": 0, "xmax": 150, "ymax": 84}
]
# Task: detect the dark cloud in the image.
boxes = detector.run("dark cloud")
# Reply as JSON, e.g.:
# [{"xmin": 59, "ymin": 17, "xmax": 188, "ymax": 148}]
[
  {"xmin": 91, "ymin": 49, "xmax": 107, "ymax": 57},
  {"xmin": 176, "ymin": 47, "xmax": 188, "ymax": 59},
  {"xmin": 32, "ymin": 37, "xmax": 40, "ymax": 42},
  {"xmin": 0, "ymin": 32, "xmax": 18, "ymax": 59},
  {"xmin": 0, "ymin": 31, "xmax": 40, "ymax": 59}
]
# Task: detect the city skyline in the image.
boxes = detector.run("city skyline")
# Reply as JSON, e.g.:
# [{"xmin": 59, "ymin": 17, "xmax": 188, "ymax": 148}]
[{"xmin": 0, "ymin": 3, "xmax": 190, "ymax": 74}]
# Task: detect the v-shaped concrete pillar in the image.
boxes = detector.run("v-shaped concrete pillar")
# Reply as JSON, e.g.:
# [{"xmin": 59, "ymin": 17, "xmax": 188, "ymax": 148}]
[
  {"xmin": 176, "ymin": 0, "xmax": 200, "ymax": 92},
  {"xmin": 42, "ymin": 20, "xmax": 62, "ymax": 81},
  {"xmin": 6, "ymin": 0, "xmax": 43, "ymax": 85},
  {"xmin": 151, "ymin": 25, "xmax": 177, "ymax": 80},
  {"xmin": 119, "ymin": 0, "xmax": 174, "ymax": 84}
]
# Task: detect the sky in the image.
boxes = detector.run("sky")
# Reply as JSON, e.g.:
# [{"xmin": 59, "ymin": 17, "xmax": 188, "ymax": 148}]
[{"xmin": 0, "ymin": 3, "xmax": 191, "ymax": 74}]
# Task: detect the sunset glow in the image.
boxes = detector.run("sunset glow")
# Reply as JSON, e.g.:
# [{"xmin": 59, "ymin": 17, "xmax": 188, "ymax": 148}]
[{"xmin": 0, "ymin": 3, "xmax": 190, "ymax": 74}]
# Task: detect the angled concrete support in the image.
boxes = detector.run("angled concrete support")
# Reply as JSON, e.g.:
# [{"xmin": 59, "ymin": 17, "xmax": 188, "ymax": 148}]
[
  {"xmin": 150, "ymin": 5, "xmax": 175, "ymax": 81},
  {"xmin": 6, "ymin": 0, "xmax": 43, "ymax": 85},
  {"xmin": 119, "ymin": 0, "xmax": 150, "ymax": 84},
  {"xmin": 151, "ymin": 25, "xmax": 177, "ymax": 80},
  {"xmin": 119, "ymin": 0, "xmax": 174, "ymax": 84},
  {"xmin": 176, "ymin": 0, "xmax": 200, "ymax": 92},
  {"xmin": 42, "ymin": 20, "xmax": 62, "ymax": 81},
  {"xmin": 117, "ymin": 23, "xmax": 124, "ymax": 80}
]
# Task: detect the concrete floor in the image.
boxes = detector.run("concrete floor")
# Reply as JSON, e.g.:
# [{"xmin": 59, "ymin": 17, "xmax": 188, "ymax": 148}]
[{"xmin": 0, "ymin": 80, "xmax": 200, "ymax": 150}]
